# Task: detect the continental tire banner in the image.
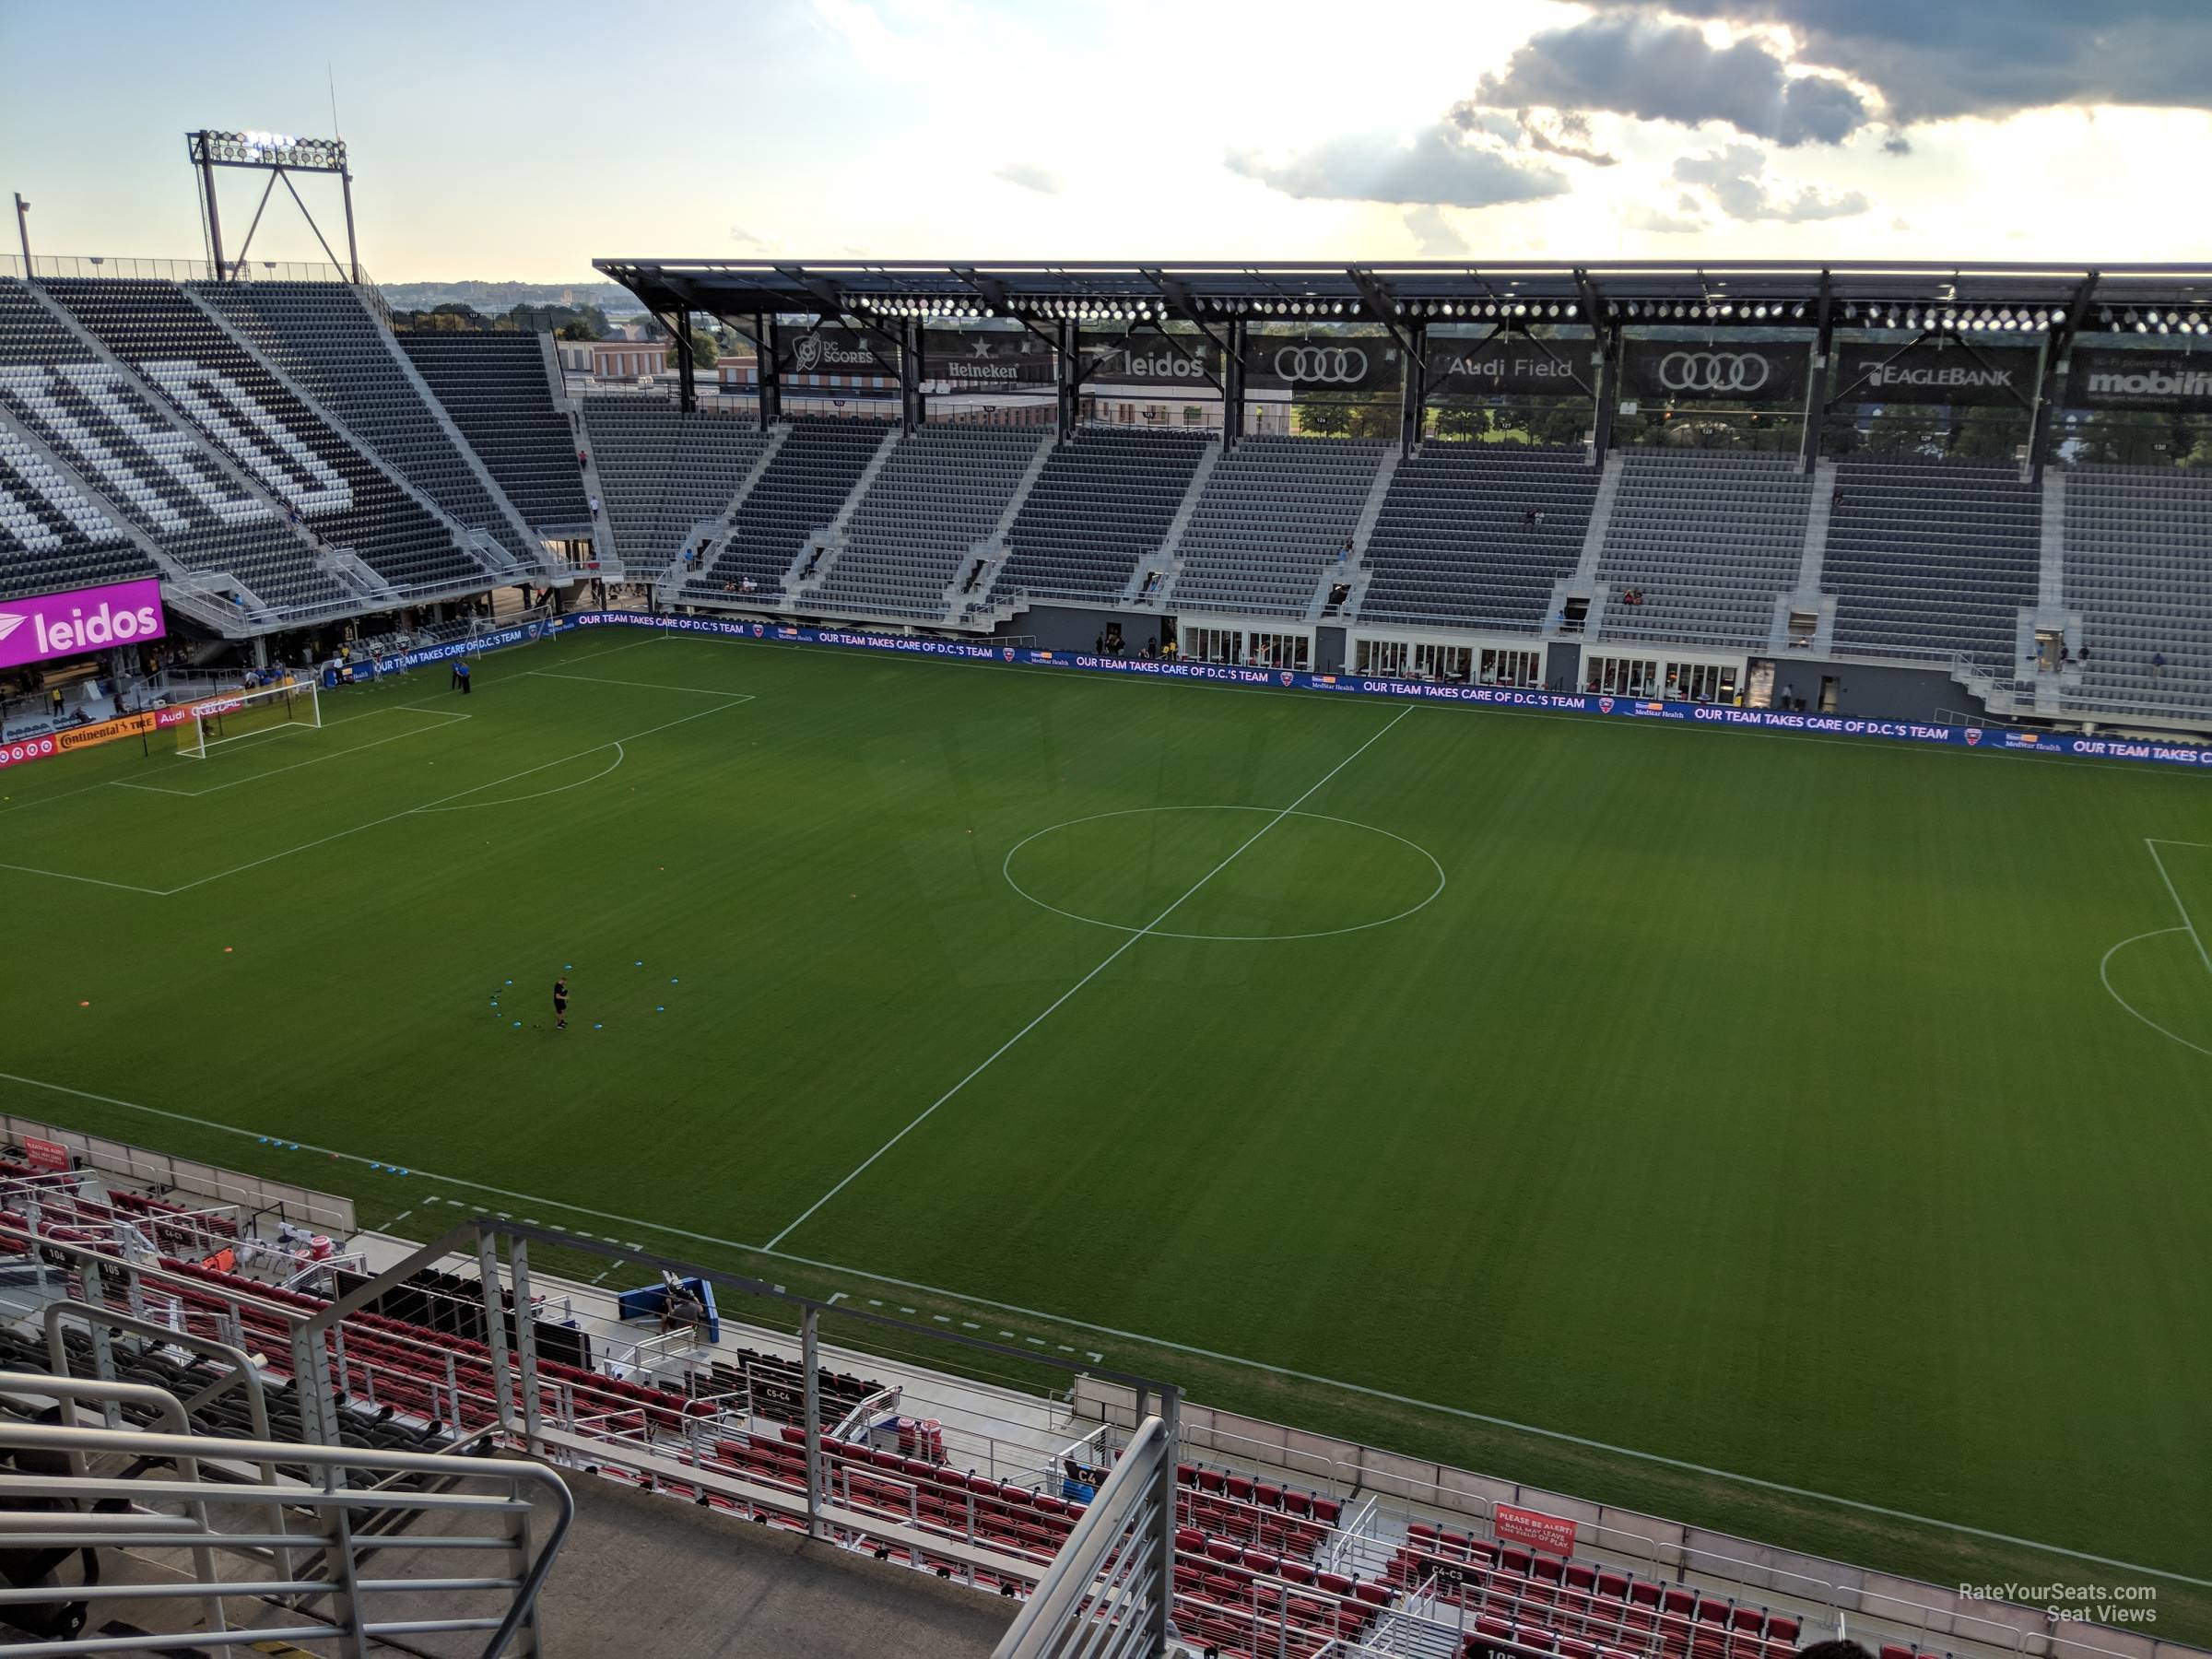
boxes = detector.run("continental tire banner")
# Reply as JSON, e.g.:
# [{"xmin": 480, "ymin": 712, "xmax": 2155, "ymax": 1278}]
[
  {"xmin": 1427, "ymin": 338, "xmax": 1589, "ymax": 398},
  {"xmin": 1244, "ymin": 335, "xmax": 1405, "ymax": 394},
  {"xmin": 779, "ymin": 325, "xmax": 900, "ymax": 380},
  {"xmin": 1832, "ymin": 341, "xmax": 2039, "ymax": 406},
  {"xmin": 2068, "ymin": 348, "xmax": 2212, "ymax": 412},
  {"xmin": 1619, "ymin": 341, "xmax": 1807, "ymax": 404},
  {"xmin": 923, "ymin": 328, "xmax": 1054, "ymax": 389}
]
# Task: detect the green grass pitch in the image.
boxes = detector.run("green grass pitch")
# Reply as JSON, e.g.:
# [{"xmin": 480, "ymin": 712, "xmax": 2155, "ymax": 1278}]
[{"xmin": 4, "ymin": 624, "xmax": 2208, "ymax": 1621}]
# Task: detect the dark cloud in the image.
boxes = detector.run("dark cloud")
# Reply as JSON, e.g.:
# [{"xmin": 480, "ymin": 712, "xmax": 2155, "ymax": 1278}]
[
  {"xmin": 1597, "ymin": 1, "xmax": 2212, "ymax": 124},
  {"xmin": 1674, "ymin": 144, "xmax": 1870, "ymax": 221},
  {"xmin": 1404, "ymin": 206, "xmax": 1470, "ymax": 255},
  {"xmin": 1474, "ymin": 15, "xmax": 1869, "ymax": 146},
  {"xmin": 1520, "ymin": 110, "xmax": 1621, "ymax": 167},
  {"xmin": 1226, "ymin": 123, "xmax": 1568, "ymax": 208},
  {"xmin": 1881, "ymin": 132, "xmax": 1912, "ymax": 155},
  {"xmin": 994, "ymin": 162, "xmax": 1059, "ymax": 195}
]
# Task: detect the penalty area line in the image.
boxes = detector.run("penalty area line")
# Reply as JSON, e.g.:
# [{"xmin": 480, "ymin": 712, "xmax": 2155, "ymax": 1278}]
[{"xmin": 0, "ymin": 1066, "xmax": 2204, "ymax": 1589}]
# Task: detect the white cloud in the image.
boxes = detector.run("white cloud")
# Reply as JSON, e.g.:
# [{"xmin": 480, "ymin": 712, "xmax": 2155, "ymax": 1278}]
[
  {"xmin": 1404, "ymin": 205, "xmax": 1470, "ymax": 254},
  {"xmin": 1228, "ymin": 122, "xmax": 1567, "ymax": 208},
  {"xmin": 994, "ymin": 162, "xmax": 1060, "ymax": 195},
  {"xmin": 1673, "ymin": 143, "xmax": 1870, "ymax": 222}
]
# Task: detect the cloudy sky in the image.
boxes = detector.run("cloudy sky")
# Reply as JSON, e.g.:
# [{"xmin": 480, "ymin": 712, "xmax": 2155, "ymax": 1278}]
[{"xmin": 5, "ymin": 0, "xmax": 2210, "ymax": 284}]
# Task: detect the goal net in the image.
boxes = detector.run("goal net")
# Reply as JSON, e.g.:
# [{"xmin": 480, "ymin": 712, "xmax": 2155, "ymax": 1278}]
[{"xmin": 174, "ymin": 680, "xmax": 323, "ymax": 760}]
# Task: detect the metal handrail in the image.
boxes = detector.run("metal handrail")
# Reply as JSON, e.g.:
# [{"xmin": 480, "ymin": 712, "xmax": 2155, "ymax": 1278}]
[
  {"xmin": 993, "ymin": 1414, "xmax": 1171, "ymax": 1659},
  {"xmin": 0, "ymin": 1406, "xmax": 571, "ymax": 1658}
]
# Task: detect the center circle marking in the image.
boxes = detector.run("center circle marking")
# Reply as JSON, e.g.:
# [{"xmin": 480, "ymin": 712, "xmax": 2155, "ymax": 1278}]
[{"xmin": 1002, "ymin": 805, "xmax": 1446, "ymax": 943}]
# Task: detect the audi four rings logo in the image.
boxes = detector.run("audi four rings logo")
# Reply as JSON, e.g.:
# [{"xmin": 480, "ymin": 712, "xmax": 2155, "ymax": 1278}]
[
  {"xmin": 1656, "ymin": 351, "xmax": 1772, "ymax": 394},
  {"xmin": 1272, "ymin": 346, "xmax": 1369, "ymax": 383}
]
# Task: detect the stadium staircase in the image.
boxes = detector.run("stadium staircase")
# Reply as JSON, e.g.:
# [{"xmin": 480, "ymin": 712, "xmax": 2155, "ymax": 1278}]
[
  {"xmin": 1768, "ymin": 459, "xmax": 1840, "ymax": 655},
  {"xmin": 677, "ymin": 418, "xmax": 887, "ymax": 606},
  {"xmin": 1592, "ymin": 451, "xmax": 1811, "ymax": 652},
  {"xmin": 0, "ymin": 412, "xmax": 159, "ymax": 603},
  {"xmin": 985, "ymin": 426, "xmax": 1212, "ymax": 606},
  {"xmin": 193, "ymin": 281, "xmax": 547, "ymax": 575},
  {"xmin": 400, "ymin": 329, "xmax": 594, "ymax": 539},
  {"xmin": 0, "ymin": 280, "xmax": 367, "ymax": 625},
  {"xmin": 655, "ymin": 417, "xmax": 790, "ymax": 605},
  {"xmin": 44, "ymin": 277, "xmax": 490, "ymax": 598},
  {"xmin": 807, "ymin": 425, "xmax": 1051, "ymax": 623},
  {"xmin": 954, "ymin": 425, "xmax": 1057, "ymax": 621},
  {"xmin": 1322, "ymin": 443, "xmax": 1401, "ymax": 621},
  {"xmin": 1357, "ymin": 445, "xmax": 1600, "ymax": 633},
  {"xmin": 1116, "ymin": 436, "xmax": 1220, "ymax": 612},
  {"xmin": 1163, "ymin": 436, "xmax": 1386, "ymax": 620},
  {"xmin": 783, "ymin": 420, "xmax": 902, "ymax": 606},
  {"xmin": 2057, "ymin": 464, "xmax": 2212, "ymax": 724},
  {"xmin": 1821, "ymin": 458, "xmax": 2041, "ymax": 675}
]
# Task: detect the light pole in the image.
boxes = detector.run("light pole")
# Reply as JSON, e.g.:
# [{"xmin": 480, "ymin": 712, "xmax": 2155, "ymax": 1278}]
[{"xmin": 13, "ymin": 194, "xmax": 29, "ymax": 275}]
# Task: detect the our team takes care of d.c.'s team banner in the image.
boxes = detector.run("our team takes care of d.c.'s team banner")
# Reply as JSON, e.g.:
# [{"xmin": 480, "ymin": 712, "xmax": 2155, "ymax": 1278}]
[{"xmin": 9, "ymin": 610, "xmax": 2210, "ymax": 774}]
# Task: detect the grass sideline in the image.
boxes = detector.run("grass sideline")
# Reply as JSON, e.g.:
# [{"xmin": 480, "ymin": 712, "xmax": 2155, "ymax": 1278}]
[{"xmin": 3, "ymin": 625, "xmax": 2207, "ymax": 1634}]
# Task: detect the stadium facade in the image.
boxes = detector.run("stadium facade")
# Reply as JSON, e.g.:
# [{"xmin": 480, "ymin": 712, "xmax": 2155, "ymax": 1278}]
[{"xmin": 6, "ymin": 256, "xmax": 2212, "ymax": 751}]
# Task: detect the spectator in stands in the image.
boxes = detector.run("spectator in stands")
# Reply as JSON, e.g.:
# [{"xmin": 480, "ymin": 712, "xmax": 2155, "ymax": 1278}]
[
  {"xmin": 1524, "ymin": 507, "xmax": 1538, "ymax": 527},
  {"xmin": 1830, "ymin": 486, "xmax": 1845, "ymax": 511},
  {"xmin": 2154, "ymin": 651, "xmax": 2168, "ymax": 679},
  {"xmin": 1339, "ymin": 537, "xmax": 1353, "ymax": 563},
  {"xmin": 589, "ymin": 495, "xmax": 602, "ymax": 517},
  {"xmin": 2077, "ymin": 643, "xmax": 2091, "ymax": 663}
]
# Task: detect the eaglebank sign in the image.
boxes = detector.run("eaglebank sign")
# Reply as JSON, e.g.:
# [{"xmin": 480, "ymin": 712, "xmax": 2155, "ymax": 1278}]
[{"xmin": 0, "ymin": 577, "xmax": 166, "ymax": 671}]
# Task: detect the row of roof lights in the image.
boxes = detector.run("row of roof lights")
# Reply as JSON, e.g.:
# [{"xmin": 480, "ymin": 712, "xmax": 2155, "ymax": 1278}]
[{"xmin": 840, "ymin": 292, "xmax": 2206, "ymax": 334}]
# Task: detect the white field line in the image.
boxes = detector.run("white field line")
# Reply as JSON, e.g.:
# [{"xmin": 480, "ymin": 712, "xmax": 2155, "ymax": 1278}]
[
  {"xmin": 2145, "ymin": 838, "xmax": 2212, "ymax": 979},
  {"xmin": 111, "ymin": 710, "xmax": 474, "ymax": 798},
  {"xmin": 0, "ymin": 1067, "xmax": 2204, "ymax": 1589},
  {"xmin": 159, "ymin": 698, "xmax": 747, "ymax": 897},
  {"xmin": 760, "ymin": 704, "xmax": 1415, "ymax": 1252},
  {"xmin": 2097, "ymin": 928, "xmax": 2212, "ymax": 1060}
]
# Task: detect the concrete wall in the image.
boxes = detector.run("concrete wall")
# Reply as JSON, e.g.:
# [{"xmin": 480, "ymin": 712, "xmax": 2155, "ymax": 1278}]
[
  {"xmin": 0, "ymin": 1111, "xmax": 354, "ymax": 1234},
  {"xmin": 999, "ymin": 604, "xmax": 1169, "ymax": 654},
  {"xmin": 1765, "ymin": 659, "xmax": 1969, "ymax": 723}
]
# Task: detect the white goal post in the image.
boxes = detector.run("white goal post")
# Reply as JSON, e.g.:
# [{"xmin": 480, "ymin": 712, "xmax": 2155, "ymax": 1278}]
[{"xmin": 174, "ymin": 680, "xmax": 323, "ymax": 760}]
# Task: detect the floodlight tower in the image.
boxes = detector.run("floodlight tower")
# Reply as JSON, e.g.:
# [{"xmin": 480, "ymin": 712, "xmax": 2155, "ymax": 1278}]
[{"xmin": 184, "ymin": 129, "xmax": 360, "ymax": 282}]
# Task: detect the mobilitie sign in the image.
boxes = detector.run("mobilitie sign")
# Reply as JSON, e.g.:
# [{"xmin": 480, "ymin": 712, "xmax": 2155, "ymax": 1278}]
[
  {"xmin": 2068, "ymin": 347, "xmax": 2212, "ymax": 412},
  {"xmin": 0, "ymin": 577, "xmax": 166, "ymax": 672}
]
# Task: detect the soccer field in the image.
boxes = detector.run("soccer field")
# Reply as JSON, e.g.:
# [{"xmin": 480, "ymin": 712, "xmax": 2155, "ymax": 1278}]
[{"xmin": 5, "ymin": 624, "xmax": 2209, "ymax": 1614}]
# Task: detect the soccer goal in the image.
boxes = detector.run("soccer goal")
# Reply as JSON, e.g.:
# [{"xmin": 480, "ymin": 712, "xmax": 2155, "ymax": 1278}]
[{"xmin": 174, "ymin": 680, "xmax": 322, "ymax": 759}]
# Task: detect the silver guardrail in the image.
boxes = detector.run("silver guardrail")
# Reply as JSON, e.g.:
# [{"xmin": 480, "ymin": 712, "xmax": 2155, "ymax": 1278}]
[{"xmin": 0, "ymin": 1376, "xmax": 571, "ymax": 1657}]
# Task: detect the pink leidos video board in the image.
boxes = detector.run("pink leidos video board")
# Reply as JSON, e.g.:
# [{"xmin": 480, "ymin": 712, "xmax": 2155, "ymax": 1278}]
[{"xmin": 0, "ymin": 577, "xmax": 166, "ymax": 670}]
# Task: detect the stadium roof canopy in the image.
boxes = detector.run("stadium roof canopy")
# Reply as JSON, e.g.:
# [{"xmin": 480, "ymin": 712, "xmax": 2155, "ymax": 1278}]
[{"xmin": 594, "ymin": 258, "xmax": 2212, "ymax": 335}]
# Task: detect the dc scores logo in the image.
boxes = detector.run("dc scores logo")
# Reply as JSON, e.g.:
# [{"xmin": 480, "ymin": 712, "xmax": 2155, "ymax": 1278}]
[{"xmin": 794, "ymin": 334, "xmax": 824, "ymax": 372}]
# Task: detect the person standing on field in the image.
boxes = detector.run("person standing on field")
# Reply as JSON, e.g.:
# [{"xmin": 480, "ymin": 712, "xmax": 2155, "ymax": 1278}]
[{"xmin": 552, "ymin": 977, "xmax": 569, "ymax": 1031}]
